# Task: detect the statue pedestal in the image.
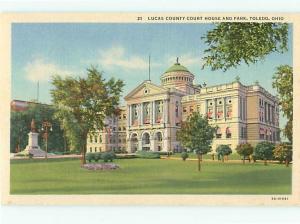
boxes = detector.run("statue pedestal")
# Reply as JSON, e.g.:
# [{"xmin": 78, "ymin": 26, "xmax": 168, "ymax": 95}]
[{"xmin": 23, "ymin": 132, "xmax": 46, "ymax": 157}]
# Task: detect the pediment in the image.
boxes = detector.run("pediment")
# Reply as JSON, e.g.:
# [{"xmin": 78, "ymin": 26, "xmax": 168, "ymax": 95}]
[{"xmin": 124, "ymin": 81, "xmax": 168, "ymax": 100}]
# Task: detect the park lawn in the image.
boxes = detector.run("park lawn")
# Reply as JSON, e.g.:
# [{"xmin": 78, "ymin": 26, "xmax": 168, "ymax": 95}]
[{"xmin": 10, "ymin": 158, "xmax": 291, "ymax": 194}]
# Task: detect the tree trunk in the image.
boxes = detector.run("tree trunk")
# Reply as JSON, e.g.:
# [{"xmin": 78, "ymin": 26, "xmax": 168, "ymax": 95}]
[
  {"xmin": 197, "ymin": 154, "xmax": 201, "ymax": 172},
  {"xmin": 80, "ymin": 133, "xmax": 88, "ymax": 166},
  {"xmin": 264, "ymin": 159, "xmax": 267, "ymax": 166},
  {"xmin": 285, "ymin": 158, "xmax": 289, "ymax": 167},
  {"xmin": 222, "ymin": 156, "xmax": 224, "ymax": 163},
  {"xmin": 81, "ymin": 144, "xmax": 86, "ymax": 166},
  {"xmin": 243, "ymin": 155, "xmax": 245, "ymax": 164}
]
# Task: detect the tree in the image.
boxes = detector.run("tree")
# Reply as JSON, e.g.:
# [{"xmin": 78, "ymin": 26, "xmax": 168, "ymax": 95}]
[
  {"xmin": 51, "ymin": 66, "xmax": 124, "ymax": 165},
  {"xmin": 202, "ymin": 23, "xmax": 288, "ymax": 71},
  {"xmin": 216, "ymin": 145, "xmax": 232, "ymax": 162},
  {"xmin": 236, "ymin": 143, "xmax": 253, "ymax": 164},
  {"xmin": 10, "ymin": 103, "xmax": 65, "ymax": 153},
  {"xmin": 272, "ymin": 65, "xmax": 293, "ymax": 143},
  {"xmin": 254, "ymin": 141, "xmax": 275, "ymax": 165},
  {"xmin": 273, "ymin": 143, "xmax": 292, "ymax": 167},
  {"xmin": 177, "ymin": 113, "xmax": 216, "ymax": 171}
]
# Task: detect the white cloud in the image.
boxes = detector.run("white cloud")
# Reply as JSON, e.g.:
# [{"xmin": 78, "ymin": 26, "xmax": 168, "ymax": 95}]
[
  {"xmin": 96, "ymin": 46, "xmax": 156, "ymax": 71},
  {"xmin": 25, "ymin": 58, "xmax": 73, "ymax": 82}
]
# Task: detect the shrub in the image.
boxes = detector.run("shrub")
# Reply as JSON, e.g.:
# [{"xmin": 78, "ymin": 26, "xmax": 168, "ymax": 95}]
[
  {"xmin": 102, "ymin": 151, "xmax": 116, "ymax": 162},
  {"xmin": 216, "ymin": 145, "xmax": 232, "ymax": 162},
  {"xmin": 157, "ymin": 151, "xmax": 173, "ymax": 156},
  {"xmin": 181, "ymin": 152, "xmax": 189, "ymax": 161},
  {"xmin": 94, "ymin": 152, "xmax": 102, "ymax": 162},
  {"xmin": 113, "ymin": 148, "xmax": 122, "ymax": 154},
  {"xmin": 136, "ymin": 151, "xmax": 160, "ymax": 159},
  {"xmin": 116, "ymin": 154, "xmax": 137, "ymax": 159},
  {"xmin": 235, "ymin": 143, "xmax": 253, "ymax": 164},
  {"xmin": 273, "ymin": 143, "xmax": 292, "ymax": 166},
  {"xmin": 86, "ymin": 153, "xmax": 95, "ymax": 163},
  {"xmin": 254, "ymin": 141, "xmax": 275, "ymax": 165}
]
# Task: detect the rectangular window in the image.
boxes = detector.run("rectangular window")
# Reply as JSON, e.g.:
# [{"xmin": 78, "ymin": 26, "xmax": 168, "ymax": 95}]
[{"xmin": 226, "ymin": 132, "xmax": 231, "ymax": 138}]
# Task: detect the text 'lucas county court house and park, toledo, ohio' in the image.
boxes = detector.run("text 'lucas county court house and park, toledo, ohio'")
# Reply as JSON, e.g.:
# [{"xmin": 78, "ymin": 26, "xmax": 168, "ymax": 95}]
[{"xmin": 86, "ymin": 58, "xmax": 281, "ymax": 154}]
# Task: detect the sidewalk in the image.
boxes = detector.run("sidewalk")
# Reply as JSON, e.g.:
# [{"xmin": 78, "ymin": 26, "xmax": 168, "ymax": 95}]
[{"xmin": 160, "ymin": 156, "xmax": 285, "ymax": 165}]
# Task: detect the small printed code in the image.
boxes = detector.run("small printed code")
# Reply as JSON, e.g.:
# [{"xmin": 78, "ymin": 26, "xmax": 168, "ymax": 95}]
[{"xmin": 271, "ymin": 197, "xmax": 289, "ymax": 201}]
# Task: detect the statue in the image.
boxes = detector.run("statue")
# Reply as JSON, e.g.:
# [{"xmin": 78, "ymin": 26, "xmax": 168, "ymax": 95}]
[{"xmin": 31, "ymin": 119, "xmax": 36, "ymax": 132}]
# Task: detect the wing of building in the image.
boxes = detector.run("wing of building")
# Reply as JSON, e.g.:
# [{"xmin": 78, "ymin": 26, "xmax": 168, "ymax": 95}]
[{"xmin": 87, "ymin": 59, "xmax": 280, "ymax": 153}]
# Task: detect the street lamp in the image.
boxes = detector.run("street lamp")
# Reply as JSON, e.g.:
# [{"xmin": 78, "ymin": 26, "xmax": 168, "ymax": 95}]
[{"xmin": 41, "ymin": 121, "xmax": 52, "ymax": 159}]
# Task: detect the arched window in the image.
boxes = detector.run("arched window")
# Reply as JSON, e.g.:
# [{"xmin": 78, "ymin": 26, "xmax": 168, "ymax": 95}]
[
  {"xmin": 226, "ymin": 127, "xmax": 232, "ymax": 138},
  {"xmin": 216, "ymin": 128, "xmax": 222, "ymax": 138}
]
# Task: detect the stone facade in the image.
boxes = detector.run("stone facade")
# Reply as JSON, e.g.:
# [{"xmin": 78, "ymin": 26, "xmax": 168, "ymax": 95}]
[{"xmin": 87, "ymin": 60, "xmax": 280, "ymax": 153}]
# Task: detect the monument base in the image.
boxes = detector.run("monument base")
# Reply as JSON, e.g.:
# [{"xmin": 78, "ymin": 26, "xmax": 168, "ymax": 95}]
[{"xmin": 23, "ymin": 145, "xmax": 47, "ymax": 157}]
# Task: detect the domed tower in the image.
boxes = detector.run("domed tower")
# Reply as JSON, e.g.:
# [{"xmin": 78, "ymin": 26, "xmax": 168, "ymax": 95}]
[{"xmin": 161, "ymin": 58, "xmax": 199, "ymax": 94}]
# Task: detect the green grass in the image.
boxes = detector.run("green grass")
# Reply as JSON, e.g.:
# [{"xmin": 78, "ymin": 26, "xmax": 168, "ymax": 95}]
[{"xmin": 10, "ymin": 158, "xmax": 291, "ymax": 194}]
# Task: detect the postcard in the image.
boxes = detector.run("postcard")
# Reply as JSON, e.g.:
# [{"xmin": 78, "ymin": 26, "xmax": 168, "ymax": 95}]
[{"xmin": 1, "ymin": 13, "xmax": 299, "ymax": 205}]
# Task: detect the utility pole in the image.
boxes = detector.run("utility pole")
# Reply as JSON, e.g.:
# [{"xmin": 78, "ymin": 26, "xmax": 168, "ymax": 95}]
[{"xmin": 148, "ymin": 54, "xmax": 151, "ymax": 81}]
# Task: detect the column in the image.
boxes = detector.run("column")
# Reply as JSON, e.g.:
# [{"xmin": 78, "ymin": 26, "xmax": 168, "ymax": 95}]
[
  {"xmin": 152, "ymin": 101, "xmax": 156, "ymax": 124},
  {"xmin": 163, "ymin": 129, "xmax": 169, "ymax": 152},
  {"xmin": 129, "ymin": 105, "xmax": 132, "ymax": 126},
  {"xmin": 223, "ymin": 97, "xmax": 226, "ymax": 121},
  {"xmin": 127, "ymin": 105, "xmax": 130, "ymax": 127},
  {"xmin": 150, "ymin": 137, "xmax": 155, "ymax": 151},
  {"xmin": 166, "ymin": 99, "xmax": 169, "ymax": 124},
  {"xmin": 214, "ymin": 98, "xmax": 217, "ymax": 120},
  {"xmin": 140, "ymin": 103, "xmax": 144, "ymax": 125},
  {"xmin": 127, "ymin": 135, "xmax": 131, "ymax": 152},
  {"xmin": 138, "ymin": 139, "xmax": 142, "ymax": 151},
  {"xmin": 163, "ymin": 100, "xmax": 167, "ymax": 124}
]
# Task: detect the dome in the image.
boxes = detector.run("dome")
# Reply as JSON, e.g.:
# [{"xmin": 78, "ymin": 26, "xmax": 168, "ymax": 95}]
[
  {"xmin": 164, "ymin": 62, "xmax": 190, "ymax": 74},
  {"xmin": 161, "ymin": 58, "xmax": 196, "ymax": 94}
]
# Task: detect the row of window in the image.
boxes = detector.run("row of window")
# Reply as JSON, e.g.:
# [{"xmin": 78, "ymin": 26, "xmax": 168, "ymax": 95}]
[
  {"xmin": 259, "ymin": 98, "xmax": 279, "ymax": 112},
  {"xmin": 216, "ymin": 127, "xmax": 232, "ymax": 139},
  {"xmin": 259, "ymin": 129, "xmax": 280, "ymax": 141},
  {"xmin": 89, "ymin": 146, "xmax": 126, "ymax": 153},
  {"xmin": 89, "ymin": 135, "xmax": 126, "ymax": 144},
  {"xmin": 118, "ymin": 114, "xmax": 127, "ymax": 120},
  {"xmin": 162, "ymin": 76, "xmax": 192, "ymax": 83}
]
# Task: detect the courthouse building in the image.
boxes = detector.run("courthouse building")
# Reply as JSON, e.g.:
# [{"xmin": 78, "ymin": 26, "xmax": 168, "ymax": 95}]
[{"xmin": 87, "ymin": 59, "xmax": 280, "ymax": 153}]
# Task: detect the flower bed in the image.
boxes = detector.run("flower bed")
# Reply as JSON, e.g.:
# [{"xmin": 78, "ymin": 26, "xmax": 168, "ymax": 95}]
[{"xmin": 82, "ymin": 163, "xmax": 120, "ymax": 171}]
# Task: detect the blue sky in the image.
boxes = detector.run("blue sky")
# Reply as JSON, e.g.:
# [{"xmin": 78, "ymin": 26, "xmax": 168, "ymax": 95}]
[{"xmin": 12, "ymin": 23, "xmax": 292, "ymax": 128}]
